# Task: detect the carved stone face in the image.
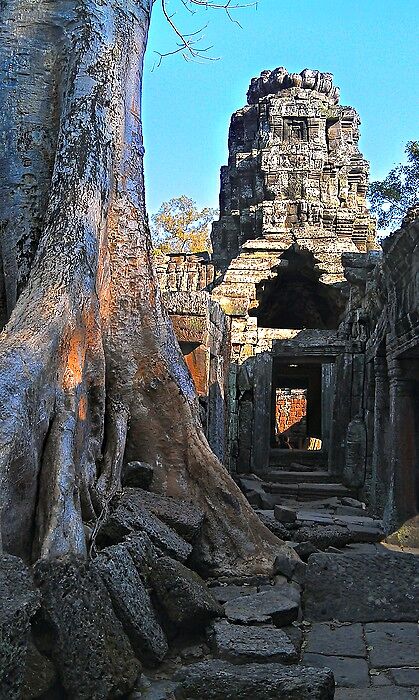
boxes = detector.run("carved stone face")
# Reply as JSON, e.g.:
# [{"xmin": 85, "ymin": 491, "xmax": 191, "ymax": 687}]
[
  {"xmin": 321, "ymin": 72, "xmax": 334, "ymax": 93},
  {"xmin": 270, "ymin": 67, "xmax": 288, "ymax": 91},
  {"xmin": 289, "ymin": 73, "xmax": 303, "ymax": 88},
  {"xmin": 301, "ymin": 69, "xmax": 317, "ymax": 90}
]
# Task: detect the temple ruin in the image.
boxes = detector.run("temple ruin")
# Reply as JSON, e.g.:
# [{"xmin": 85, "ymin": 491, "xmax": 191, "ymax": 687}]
[{"xmin": 156, "ymin": 67, "xmax": 418, "ymax": 543}]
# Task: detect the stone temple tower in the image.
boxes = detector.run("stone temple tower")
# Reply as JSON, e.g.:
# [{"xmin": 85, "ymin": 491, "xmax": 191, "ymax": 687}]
[
  {"xmin": 211, "ymin": 67, "xmax": 377, "ymax": 338},
  {"xmin": 156, "ymin": 68, "xmax": 379, "ymax": 472}
]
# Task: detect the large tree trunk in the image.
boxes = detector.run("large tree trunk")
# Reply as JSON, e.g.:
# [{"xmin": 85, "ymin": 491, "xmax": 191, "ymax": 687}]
[{"xmin": 0, "ymin": 0, "xmax": 283, "ymax": 575}]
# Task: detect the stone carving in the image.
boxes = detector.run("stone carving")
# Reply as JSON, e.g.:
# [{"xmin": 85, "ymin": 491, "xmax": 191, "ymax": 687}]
[{"xmin": 247, "ymin": 67, "xmax": 340, "ymax": 105}]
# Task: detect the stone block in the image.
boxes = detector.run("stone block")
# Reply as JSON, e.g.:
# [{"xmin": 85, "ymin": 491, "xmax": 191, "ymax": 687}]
[
  {"xmin": 100, "ymin": 491, "xmax": 192, "ymax": 562},
  {"xmin": 389, "ymin": 667, "xmax": 419, "ymax": 687},
  {"xmin": 303, "ymin": 653, "xmax": 369, "ymax": 688},
  {"xmin": 34, "ymin": 556, "xmax": 139, "ymax": 699},
  {"xmin": 208, "ymin": 620, "xmax": 298, "ymax": 664},
  {"xmin": 274, "ymin": 505, "xmax": 297, "ymax": 523},
  {"xmin": 174, "ymin": 660, "xmax": 335, "ymax": 699},
  {"xmin": 208, "ymin": 584, "xmax": 257, "ymax": 604},
  {"xmin": 0, "ymin": 554, "xmax": 41, "ymax": 700},
  {"xmin": 124, "ymin": 531, "xmax": 161, "ymax": 575},
  {"xmin": 150, "ymin": 557, "xmax": 223, "ymax": 630},
  {"xmin": 273, "ymin": 551, "xmax": 307, "ymax": 584},
  {"xmin": 305, "ymin": 622, "xmax": 365, "ymax": 657},
  {"xmin": 304, "ymin": 552, "xmax": 419, "ymax": 622},
  {"xmin": 364, "ymin": 623, "xmax": 419, "ymax": 668},
  {"xmin": 94, "ymin": 544, "xmax": 168, "ymax": 665},
  {"xmin": 224, "ymin": 588, "xmax": 299, "ymax": 626},
  {"xmin": 124, "ymin": 488, "xmax": 205, "ymax": 542},
  {"xmin": 21, "ymin": 640, "xmax": 56, "ymax": 700}
]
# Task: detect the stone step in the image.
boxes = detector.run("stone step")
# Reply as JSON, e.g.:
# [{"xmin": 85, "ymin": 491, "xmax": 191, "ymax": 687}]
[
  {"xmin": 264, "ymin": 481, "xmax": 354, "ymax": 500},
  {"xmin": 260, "ymin": 470, "xmax": 334, "ymax": 484},
  {"xmin": 269, "ymin": 449, "xmax": 327, "ymax": 470}
]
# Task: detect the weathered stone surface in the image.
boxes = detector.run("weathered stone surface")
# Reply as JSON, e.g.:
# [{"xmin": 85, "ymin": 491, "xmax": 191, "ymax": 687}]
[
  {"xmin": 274, "ymin": 551, "xmax": 307, "ymax": 584},
  {"xmin": 293, "ymin": 541, "xmax": 320, "ymax": 561},
  {"xmin": 122, "ymin": 461, "xmax": 154, "ymax": 489},
  {"xmin": 21, "ymin": 640, "xmax": 56, "ymax": 700},
  {"xmin": 303, "ymin": 653, "xmax": 369, "ymax": 688},
  {"xmin": 364, "ymin": 623, "xmax": 419, "ymax": 668},
  {"xmin": 34, "ymin": 556, "xmax": 139, "ymax": 699},
  {"xmin": 0, "ymin": 554, "xmax": 41, "ymax": 700},
  {"xmin": 389, "ymin": 667, "xmax": 419, "ymax": 687},
  {"xmin": 208, "ymin": 584, "xmax": 257, "ymax": 604},
  {"xmin": 124, "ymin": 487, "xmax": 205, "ymax": 542},
  {"xmin": 334, "ymin": 690, "xmax": 416, "ymax": 700},
  {"xmin": 224, "ymin": 588, "xmax": 299, "ymax": 626},
  {"xmin": 150, "ymin": 557, "xmax": 223, "ymax": 629},
  {"xmin": 124, "ymin": 531, "xmax": 161, "ymax": 574},
  {"xmin": 100, "ymin": 491, "xmax": 192, "ymax": 562},
  {"xmin": 208, "ymin": 620, "xmax": 298, "ymax": 664},
  {"xmin": 174, "ymin": 660, "xmax": 335, "ymax": 699},
  {"xmin": 305, "ymin": 622, "xmax": 365, "ymax": 657},
  {"xmin": 304, "ymin": 552, "xmax": 419, "ymax": 621},
  {"xmin": 274, "ymin": 505, "xmax": 297, "ymax": 523},
  {"xmin": 94, "ymin": 544, "xmax": 168, "ymax": 665}
]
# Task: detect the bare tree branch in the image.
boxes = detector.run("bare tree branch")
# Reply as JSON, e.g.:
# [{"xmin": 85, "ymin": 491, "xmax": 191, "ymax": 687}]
[{"xmin": 154, "ymin": 0, "xmax": 257, "ymax": 67}]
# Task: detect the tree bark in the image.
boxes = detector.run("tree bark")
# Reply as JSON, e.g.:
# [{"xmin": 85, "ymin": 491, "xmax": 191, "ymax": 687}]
[{"xmin": 0, "ymin": 0, "xmax": 284, "ymax": 575}]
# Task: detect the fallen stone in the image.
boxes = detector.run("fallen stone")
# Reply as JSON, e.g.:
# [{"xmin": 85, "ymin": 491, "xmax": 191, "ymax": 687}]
[
  {"xmin": 305, "ymin": 622, "xmax": 365, "ymax": 657},
  {"xmin": 274, "ymin": 505, "xmax": 297, "ymax": 523},
  {"xmin": 34, "ymin": 556, "xmax": 140, "ymax": 699},
  {"xmin": 389, "ymin": 667, "xmax": 419, "ymax": 687},
  {"xmin": 282, "ymin": 624, "xmax": 304, "ymax": 654},
  {"xmin": 174, "ymin": 660, "xmax": 335, "ymax": 699},
  {"xmin": 293, "ymin": 524, "xmax": 354, "ymax": 549},
  {"xmin": 224, "ymin": 588, "xmax": 299, "ymax": 627},
  {"xmin": 124, "ymin": 531, "xmax": 161, "ymax": 575},
  {"xmin": 364, "ymin": 622, "xmax": 419, "ymax": 668},
  {"xmin": 208, "ymin": 584, "xmax": 257, "ymax": 604},
  {"xmin": 100, "ymin": 491, "xmax": 192, "ymax": 562},
  {"xmin": 293, "ymin": 541, "xmax": 320, "ymax": 561},
  {"xmin": 21, "ymin": 640, "xmax": 56, "ymax": 700},
  {"xmin": 150, "ymin": 557, "xmax": 223, "ymax": 630},
  {"xmin": 208, "ymin": 620, "xmax": 298, "ymax": 664},
  {"xmin": 122, "ymin": 461, "xmax": 154, "ymax": 489},
  {"xmin": 274, "ymin": 551, "xmax": 307, "ymax": 584},
  {"xmin": 0, "ymin": 554, "xmax": 41, "ymax": 700},
  {"xmin": 124, "ymin": 488, "xmax": 205, "ymax": 542},
  {"xmin": 274, "ymin": 581, "xmax": 302, "ymax": 606},
  {"xmin": 304, "ymin": 552, "xmax": 419, "ymax": 622},
  {"xmin": 255, "ymin": 510, "xmax": 290, "ymax": 539},
  {"xmin": 341, "ymin": 497, "xmax": 365, "ymax": 509},
  {"xmin": 303, "ymin": 653, "xmax": 369, "ymax": 688},
  {"xmin": 94, "ymin": 544, "xmax": 168, "ymax": 665}
]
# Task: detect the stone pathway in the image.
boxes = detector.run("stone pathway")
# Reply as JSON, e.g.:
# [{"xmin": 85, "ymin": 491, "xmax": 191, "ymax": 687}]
[
  {"xmin": 300, "ymin": 545, "xmax": 419, "ymax": 698},
  {"xmin": 126, "ymin": 459, "xmax": 418, "ymax": 699}
]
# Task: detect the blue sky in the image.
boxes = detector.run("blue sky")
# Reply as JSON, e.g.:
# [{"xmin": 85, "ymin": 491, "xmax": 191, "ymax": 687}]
[{"xmin": 143, "ymin": 0, "xmax": 418, "ymax": 216}]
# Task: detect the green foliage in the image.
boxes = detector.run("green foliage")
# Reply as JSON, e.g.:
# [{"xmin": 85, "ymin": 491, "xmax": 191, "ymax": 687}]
[
  {"xmin": 151, "ymin": 195, "xmax": 217, "ymax": 254},
  {"xmin": 368, "ymin": 141, "xmax": 419, "ymax": 231}
]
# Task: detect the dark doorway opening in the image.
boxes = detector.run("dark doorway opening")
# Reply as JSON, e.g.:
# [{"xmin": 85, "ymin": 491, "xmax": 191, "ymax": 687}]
[
  {"xmin": 271, "ymin": 362, "xmax": 322, "ymax": 450},
  {"xmin": 250, "ymin": 249, "xmax": 344, "ymax": 330}
]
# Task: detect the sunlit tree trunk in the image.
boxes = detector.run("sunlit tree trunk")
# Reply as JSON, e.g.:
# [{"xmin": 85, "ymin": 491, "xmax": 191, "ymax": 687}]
[{"xmin": 0, "ymin": 0, "xmax": 283, "ymax": 575}]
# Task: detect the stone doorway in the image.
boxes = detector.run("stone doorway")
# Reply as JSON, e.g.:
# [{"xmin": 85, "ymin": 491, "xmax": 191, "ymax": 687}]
[{"xmin": 271, "ymin": 362, "xmax": 323, "ymax": 452}]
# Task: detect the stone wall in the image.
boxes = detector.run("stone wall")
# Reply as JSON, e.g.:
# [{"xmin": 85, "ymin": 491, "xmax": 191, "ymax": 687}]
[
  {"xmin": 331, "ymin": 210, "xmax": 419, "ymax": 535},
  {"xmin": 155, "ymin": 252, "xmax": 230, "ymax": 463},
  {"xmin": 275, "ymin": 388, "xmax": 307, "ymax": 446}
]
